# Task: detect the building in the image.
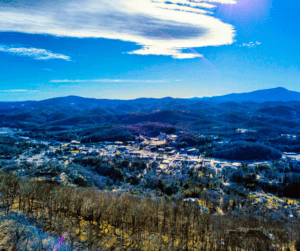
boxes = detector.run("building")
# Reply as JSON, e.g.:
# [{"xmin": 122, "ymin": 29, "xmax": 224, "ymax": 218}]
[
  {"xmin": 71, "ymin": 140, "xmax": 81, "ymax": 144},
  {"xmin": 236, "ymin": 129, "xmax": 257, "ymax": 133},
  {"xmin": 283, "ymin": 152, "xmax": 298, "ymax": 159},
  {"xmin": 162, "ymin": 159, "xmax": 171, "ymax": 167}
]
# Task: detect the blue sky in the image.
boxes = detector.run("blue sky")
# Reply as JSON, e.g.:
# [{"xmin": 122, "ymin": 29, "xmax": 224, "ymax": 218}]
[{"xmin": 0, "ymin": 0, "xmax": 299, "ymax": 101}]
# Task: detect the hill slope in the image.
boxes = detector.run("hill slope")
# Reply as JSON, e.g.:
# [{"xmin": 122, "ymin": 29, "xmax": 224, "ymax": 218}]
[{"xmin": 205, "ymin": 87, "xmax": 300, "ymax": 103}]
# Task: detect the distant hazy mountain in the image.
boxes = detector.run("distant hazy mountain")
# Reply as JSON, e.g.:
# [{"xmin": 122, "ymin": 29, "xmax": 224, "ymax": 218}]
[
  {"xmin": 2, "ymin": 87, "xmax": 300, "ymax": 138},
  {"xmin": 201, "ymin": 87, "xmax": 300, "ymax": 103},
  {"xmin": 0, "ymin": 87, "xmax": 299, "ymax": 109}
]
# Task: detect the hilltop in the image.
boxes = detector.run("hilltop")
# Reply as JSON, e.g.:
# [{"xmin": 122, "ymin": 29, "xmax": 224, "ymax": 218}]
[{"xmin": 202, "ymin": 87, "xmax": 300, "ymax": 103}]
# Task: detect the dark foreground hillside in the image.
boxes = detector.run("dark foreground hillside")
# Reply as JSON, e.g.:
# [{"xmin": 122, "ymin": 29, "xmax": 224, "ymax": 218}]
[{"xmin": 0, "ymin": 172, "xmax": 299, "ymax": 250}]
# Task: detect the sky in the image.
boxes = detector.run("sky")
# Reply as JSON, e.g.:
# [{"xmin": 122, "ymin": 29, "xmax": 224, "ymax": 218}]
[{"xmin": 0, "ymin": 0, "xmax": 299, "ymax": 101}]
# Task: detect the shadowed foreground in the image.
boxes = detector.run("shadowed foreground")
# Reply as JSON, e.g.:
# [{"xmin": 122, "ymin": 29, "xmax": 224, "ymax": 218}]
[{"xmin": 0, "ymin": 173, "xmax": 299, "ymax": 250}]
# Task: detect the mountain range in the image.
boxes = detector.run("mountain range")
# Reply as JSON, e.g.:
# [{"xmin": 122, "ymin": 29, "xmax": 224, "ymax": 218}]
[
  {"xmin": 1, "ymin": 87, "xmax": 300, "ymax": 109},
  {"xmin": 1, "ymin": 87, "xmax": 300, "ymax": 140},
  {"xmin": 201, "ymin": 87, "xmax": 300, "ymax": 103}
]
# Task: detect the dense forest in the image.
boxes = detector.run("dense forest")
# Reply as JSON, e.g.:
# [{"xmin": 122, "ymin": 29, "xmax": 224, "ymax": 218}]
[
  {"xmin": 0, "ymin": 172, "xmax": 299, "ymax": 250},
  {"xmin": 206, "ymin": 141, "xmax": 282, "ymax": 161}
]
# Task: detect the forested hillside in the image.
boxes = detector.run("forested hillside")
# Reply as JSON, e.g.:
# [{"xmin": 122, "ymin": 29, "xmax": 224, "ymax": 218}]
[{"xmin": 0, "ymin": 172, "xmax": 299, "ymax": 250}]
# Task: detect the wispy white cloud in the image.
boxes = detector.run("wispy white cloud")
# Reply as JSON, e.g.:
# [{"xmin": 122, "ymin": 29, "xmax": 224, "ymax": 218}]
[
  {"xmin": 163, "ymin": 1, "xmax": 217, "ymax": 9},
  {"xmin": 0, "ymin": 89, "xmax": 39, "ymax": 92},
  {"xmin": 0, "ymin": 45, "xmax": 71, "ymax": 61},
  {"xmin": 191, "ymin": 0, "xmax": 236, "ymax": 3},
  {"xmin": 50, "ymin": 79, "xmax": 167, "ymax": 83},
  {"xmin": 237, "ymin": 41, "xmax": 261, "ymax": 48},
  {"xmin": 0, "ymin": 0, "xmax": 236, "ymax": 59}
]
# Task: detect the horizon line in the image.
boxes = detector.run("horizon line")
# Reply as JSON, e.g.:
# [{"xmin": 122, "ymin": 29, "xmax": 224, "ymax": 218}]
[{"xmin": 0, "ymin": 86, "xmax": 291, "ymax": 103}]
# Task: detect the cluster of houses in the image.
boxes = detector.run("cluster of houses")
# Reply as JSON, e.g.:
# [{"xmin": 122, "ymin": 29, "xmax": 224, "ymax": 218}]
[
  {"xmin": 6, "ymin": 127, "xmax": 299, "ymax": 180},
  {"xmin": 281, "ymin": 134, "xmax": 297, "ymax": 139},
  {"xmin": 0, "ymin": 127, "xmax": 23, "ymax": 137},
  {"xmin": 13, "ymin": 133, "xmax": 277, "ymax": 176},
  {"xmin": 236, "ymin": 128, "xmax": 257, "ymax": 133},
  {"xmin": 13, "ymin": 132, "xmax": 245, "ymax": 175},
  {"xmin": 283, "ymin": 152, "xmax": 300, "ymax": 162}
]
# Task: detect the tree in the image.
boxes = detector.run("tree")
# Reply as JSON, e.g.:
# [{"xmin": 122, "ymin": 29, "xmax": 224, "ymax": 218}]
[
  {"xmin": 0, "ymin": 214, "xmax": 32, "ymax": 250},
  {"xmin": 295, "ymin": 239, "xmax": 300, "ymax": 251}
]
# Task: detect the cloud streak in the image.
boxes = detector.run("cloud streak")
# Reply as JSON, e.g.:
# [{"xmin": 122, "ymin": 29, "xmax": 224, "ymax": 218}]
[
  {"xmin": 50, "ymin": 79, "xmax": 167, "ymax": 83},
  {"xmin": 0, "ymin": 89, "xmax": 39, "ymax": 92},
  {"xmin": 0, "ymin": 0, "xmax": 236, "ymax": 59},
  {"xmin": 237, "ymin": 41, "xmax": 261, "ymax": 48},
  {"xmin": 0, "ymin": 45, "xmax": 71, "ymax": 61}
]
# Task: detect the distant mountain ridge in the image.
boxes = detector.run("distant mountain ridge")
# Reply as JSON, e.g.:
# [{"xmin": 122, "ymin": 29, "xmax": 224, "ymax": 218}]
[
  {"xmin": 2, "ymin": 87, "xmax": 300, "ymax": 139},
  {"xmin": 200, "ymin": 87, "xmax": 300, "ymax": 103},
  {"xmin": 1, "ymin": 87, "xmax": 300, "ymax": 106}
]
